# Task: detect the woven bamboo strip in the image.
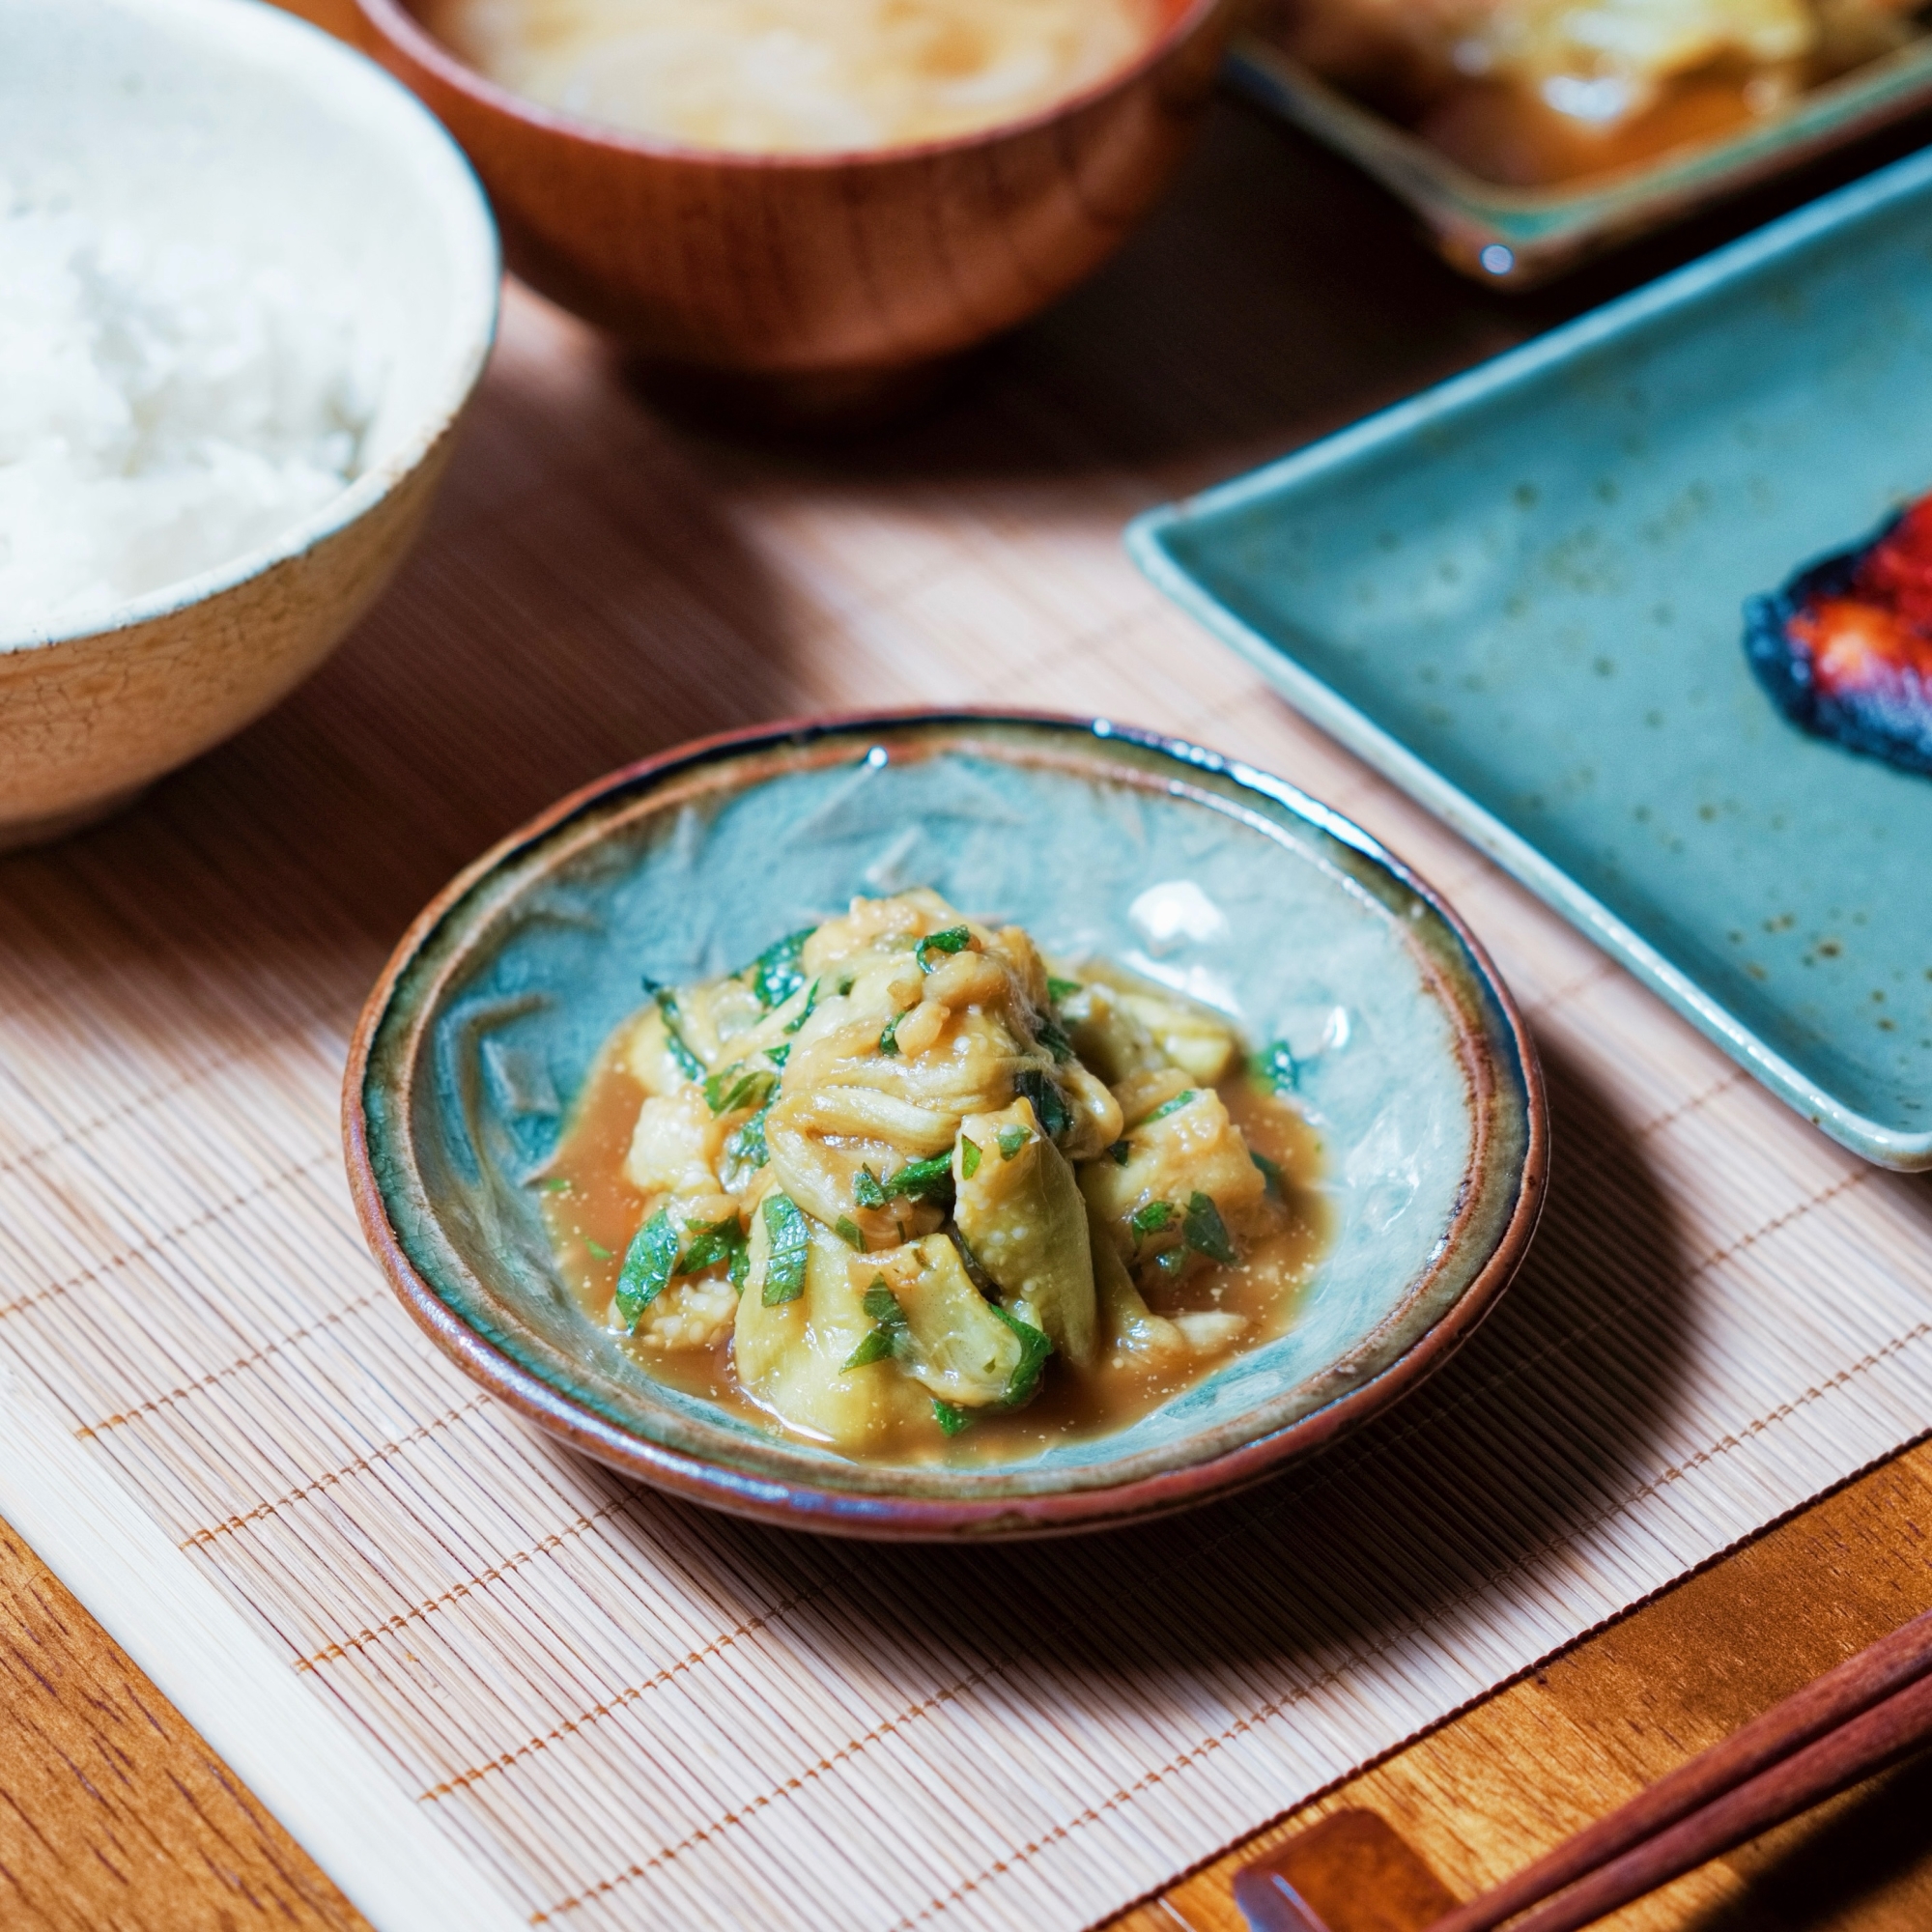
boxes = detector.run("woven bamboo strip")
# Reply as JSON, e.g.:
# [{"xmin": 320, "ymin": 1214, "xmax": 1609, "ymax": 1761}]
[{"xmin": 2, "ymin": 257, "xmax": 1930, "ymax": 1932}]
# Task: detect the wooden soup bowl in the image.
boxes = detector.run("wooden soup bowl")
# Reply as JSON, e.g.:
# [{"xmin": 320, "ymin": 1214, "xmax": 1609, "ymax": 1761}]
[{"xmin": 352, "ymin": 0, "xmax": 1241, "ymax": 414}]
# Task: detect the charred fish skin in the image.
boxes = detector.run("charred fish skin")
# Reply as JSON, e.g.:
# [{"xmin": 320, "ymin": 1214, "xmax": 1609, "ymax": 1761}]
[{"xmin": 1745, "ymin": 503, "xmax": 1932, "ymax": 780}]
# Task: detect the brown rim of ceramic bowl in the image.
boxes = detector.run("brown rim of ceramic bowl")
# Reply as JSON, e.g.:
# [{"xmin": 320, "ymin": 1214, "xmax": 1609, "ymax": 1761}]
[
  {"xmin": 342, "ymin": 710, "xmax": 1548, "ymax": 1541},
  {"xmin": 354, "ymin": 0, "xmax": 1228, "ymax": 170}
]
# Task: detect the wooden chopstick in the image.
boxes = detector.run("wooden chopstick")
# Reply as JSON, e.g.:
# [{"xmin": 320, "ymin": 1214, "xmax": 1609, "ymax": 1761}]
[{"xmin": 1421, "ymin": 1605, "xmax": 1932, "ymax": 1932}]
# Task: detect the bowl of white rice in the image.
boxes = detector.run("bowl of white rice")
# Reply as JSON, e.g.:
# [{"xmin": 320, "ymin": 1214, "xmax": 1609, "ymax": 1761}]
[{"xmin": 0, "ymin": 0, "xmax": 498, "ymax": 849}]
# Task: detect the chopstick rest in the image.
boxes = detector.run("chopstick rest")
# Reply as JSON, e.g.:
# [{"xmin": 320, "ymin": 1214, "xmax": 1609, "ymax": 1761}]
[
  {"xmin": 1232, "ymin": 1810, "xmax": 1459, "ymax": 1932},
  {"xmin": 1234, "ymin": 1605, "xmax": 1932, "ymax": 1932}
]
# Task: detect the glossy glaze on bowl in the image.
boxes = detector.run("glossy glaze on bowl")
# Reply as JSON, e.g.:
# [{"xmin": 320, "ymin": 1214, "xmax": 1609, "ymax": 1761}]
[
  {"xmin": 350, "ymin": 0, "xmax": 1237, "ymax": 388},
  {"xmin": 0, "ymin": 0, "xmax": 498, "ymax": 846},
  {"xmin": 345, "ymin": 715, "xmax": 1545, "ymax": 1538}
]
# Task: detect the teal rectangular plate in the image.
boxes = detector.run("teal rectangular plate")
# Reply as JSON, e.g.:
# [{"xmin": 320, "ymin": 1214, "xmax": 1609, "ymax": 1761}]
[{"xmin": 1129, "ymin": 149, "xmax": 1932, "ymax": 1169}]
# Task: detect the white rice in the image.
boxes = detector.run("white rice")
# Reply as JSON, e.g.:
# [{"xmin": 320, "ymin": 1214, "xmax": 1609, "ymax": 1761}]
[{"xmin": 0, "ymin": 196, "xmax": 379, "ymax": 640}]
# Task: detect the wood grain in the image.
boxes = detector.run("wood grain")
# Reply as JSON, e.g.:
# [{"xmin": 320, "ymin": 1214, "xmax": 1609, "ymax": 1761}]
[
  {"xmin": 0, "ymin": 1512, "xmax": 368, "ymax": 1932},
  {"xmin": 1116, "ymin": 1438, "xmax": 1932, "ymax": 1932},
  {"xmin": 350, "ymin": 0, "xmax": 1240, "ymax": 396}
]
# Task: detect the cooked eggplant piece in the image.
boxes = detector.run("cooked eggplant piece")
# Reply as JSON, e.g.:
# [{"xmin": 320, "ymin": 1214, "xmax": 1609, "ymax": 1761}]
[{"xmin": 952, "ymin": 1099, "xmax": 1097, "ymax": 1368}]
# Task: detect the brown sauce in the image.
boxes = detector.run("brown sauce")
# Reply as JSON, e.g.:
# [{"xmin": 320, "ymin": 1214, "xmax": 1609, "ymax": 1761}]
[{"xmin": 538, "ymin": 1038, "xmax": 1331, "ymax": 1466}]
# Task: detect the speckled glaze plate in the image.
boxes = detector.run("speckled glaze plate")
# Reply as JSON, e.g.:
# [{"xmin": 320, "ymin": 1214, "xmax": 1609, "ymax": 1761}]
[
  {"xmin": 1130, "ymin": 151, "xmax": 1932, "ymax": 1170},
  {"xmin": 343, "ymin": 715, "xmax": 1543, "ymax": 1539}
]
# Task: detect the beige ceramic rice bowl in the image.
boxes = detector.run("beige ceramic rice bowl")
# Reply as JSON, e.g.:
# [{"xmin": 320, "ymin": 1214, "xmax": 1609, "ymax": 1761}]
[{"xmin": 0, "ymin": 0, "xmax": 498, "ymax": 849}]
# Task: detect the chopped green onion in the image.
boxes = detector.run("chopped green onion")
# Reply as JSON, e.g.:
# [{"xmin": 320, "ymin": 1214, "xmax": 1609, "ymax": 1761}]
[
  {"xmin": 1107, "ymin": 1139, "xmax": 1131, "ymax": 1166},
  {"xmin": 584, "ymin": 1237, "xmax": 612, "ymax": 1262},
  {"xmin": 833, "ymin": 1215, "xmax": 867, "ymax": 1252},
  {"xmin": 675, "ymin": 1212, "xmax": 746, "ymax": 1277},
  {"xmin": 841, "ymin": 1327, "xmax": 897, "ymax": 1371},
  {"xmin": 1143, "ymin": 1089, "xmax": 1198, "ymax": 1125},
  {"xmin": 915, "ymin": 925, "xmax": 974, "ymax": 974},
  {"xmin": 745, "ymin": 926, "xmax": 814, "ymax": 1010},
  {"xmin": 614, "ymin": 1209, "xmax": 678, "ymax": 1326},
  {"xmin": 877, "ymin": 1010, "xmax": 905, "ymax": 1057},
  {"xmin": 958, "ymin": 1136, "xmax": 981, "ymax": 1180},
  {"xmin": 782, "ymin": 979, "xmax": 821, "ymax": 1037},
  {"xmin": 997, "ymin": 1125, "xmax": 1030, "ymax": 1161},
  {"xmin": 1184, "ymin": 1190, "xmax": 1237, "ymax": 1265},
  {"xmin": 932, "ymin": 1399, "xmax": 972, "ymax": 1436},
  {"xmin": 886, "ymin": 1152, "xmax": 952, "ymax": 1203},
  {"xmin": 646, "ymin": 985, "xmax": 705, "ymax": 1080},
  {"xmin": 760, "ymin": 1195, "xmax": 810, "ymax": 1305},
  {"xmin": 1046, "ymin": 976, "xmax": 1082, "ymax": 1003},
  {"xmin": 837, "ymin": 976, "xmax": 856, "ymax": 996},
  {"xmin": 989, "ymin": 1303, "xmax": 1051, "ymax": 1406},
  {"xmin": 764, "ymin": 1041, "xmax": 790, "ymax": 1070},
  {"xmin": 535, "ymin": 1176, "xmax": 571, "ymax": 1194},
  {"xmin": 1253, "ymin": 1039, "xmax": 1298, "ymax": 1095},
  {"xmin": 853, "ymin": 1166, "xmax": 889, "ymax": 1210},
  {"xmin": 1012, "ymin": 1069, "xmax": 1070, "ymax": 1141},
  {"xmin": 1251, "ymin": 1150, "xmax": 1285, "ymax": 1197}
]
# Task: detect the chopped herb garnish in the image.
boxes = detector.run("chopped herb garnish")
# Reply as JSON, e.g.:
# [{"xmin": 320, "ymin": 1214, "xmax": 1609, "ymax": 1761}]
[
  {"xmin": 675, "ymin": 1212, "xmax": 746, "ymax": 1277},
  {"xmin": 1130, "ymin": 1201, "xmax": 1173, "ymax": 1238},
  {"xmin": 782, "ymin": 979, "xmax": 821, "ymax": 1036},
  {"xmin": 1143, "ymin": 1089, "xmax": 1198, "ymax": 1125},
  {"xmin": 760, "ymin": 1194, "xmax": 810, "ymax": 1305},
  {"xmin": 584, "ymin": 1237, "xmax": 612, "ymax": 1262},
  {"xmin": 1151, "ymin": 1245, "xmax": 1191, "ymax": 1281},
  {"xmin": 1251, "ymin": 1150, "xmax": 1285, "ymax": 1197},
  {"xmin": 838, "ymin": 976, "xmax": 856, "ymax": 996},
  {"xmin": 958, "ymin": 1136, "xmax": 981, "ymax": 1180},
  {"xmin": 840, "ymin": 1327, "xmax": 896, "ymax": 1371},
  {"xmin": 932, "ymin": 1399, "xmax": 973, "ymax": 1436},
  {"xmin": 853, "ymin": 1165, "xmax": 889, "ymax": 1210},
  {"xmin": 723, "ymin": 1097, "xmax": 774, "ymax": 1174},
  {"xmin": 729, "ymin": 1242, "xmax": 750, "ymax": 1293},
  {"xmin": 915, "ymin": 924, "xmax": 974, "ymax": 974},
  {"xmin": 536, "ymin": 1176, "xmax": 571, "ymax": 1194},
  {"xmin": 614, "ymin": 1209, "xmax": 679, "ymax": 1327},
  {"xmin": 1036, "ymin": 1013, "xmax": 1076, "ymax": 1063},
  {"xmin": 1107, "ymin": 1139, "xmax": 1131, "ymax": 1166},
  {"xmin": 833, "ymin": 1215, "xmax": 867, "ymax": 1252},
  {"xmin": 877, "ymin": 1009, "xmax": 905, "ymax": 1057},
  {"xmin": 1184, "ymin": 1190, "xmax": 1237, "ymax": 1264},
  {"xmin": 989, "ymin": 1303, "xmax": 1051, "ymax": 1406},
  {"xmin": 1253, "ymin": 1038, "xmax": 1299, "ymax": 1095},
  {"xmin": 863, "ymin": 1280, "xmax": 905, "ymax": 1326},
  {"xmin": 703, "ymin": 1065, "xmax": 777, "ymax": 1117},
  {"xmin": 1046, "ymin": 976, "xmax": 1082, "ymax": 1003},
  {"xmin": 997, "ymin": 1124, "xmax": 1030, "ymax": 1161},
  {"xmin": 886, "ymin": 1152, "xmax": 953, "ymax": 1203},
  {"xmin": 647, "ymin": 985, "xmax": 705, "ymax": 1080},
  {"xmin": 764, "ymin": 1041, "xmax": 790, "ymax": 1070},
  {"xmin": 842, "ymin": 1281, "xmax": 906, "ymax": 1372},
  {"xmin": 1012, "ymin": 1068, "xmax": 1071, "ymax": 1141},
  {"xmin": 745, "ymin": 926, "xmax": 814, "ymax": 1010}
]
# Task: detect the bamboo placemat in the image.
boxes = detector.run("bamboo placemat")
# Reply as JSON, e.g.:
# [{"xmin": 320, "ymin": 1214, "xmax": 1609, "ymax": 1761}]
[{"xmin": 4, "ymin": 113, "xmax": 1932, "ymax": 1932}]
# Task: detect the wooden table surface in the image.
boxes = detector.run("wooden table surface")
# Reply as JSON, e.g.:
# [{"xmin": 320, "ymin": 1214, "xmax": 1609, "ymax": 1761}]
[{"xmin": 5, "ymin": 11, "xmax": 1932, "ymax": 1927}]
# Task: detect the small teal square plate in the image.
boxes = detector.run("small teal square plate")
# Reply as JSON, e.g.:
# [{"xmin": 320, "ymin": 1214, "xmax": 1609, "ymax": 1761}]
[{"xmin": 1130, "ymin": 150, "xmax": 1932, "ymax": 1169}]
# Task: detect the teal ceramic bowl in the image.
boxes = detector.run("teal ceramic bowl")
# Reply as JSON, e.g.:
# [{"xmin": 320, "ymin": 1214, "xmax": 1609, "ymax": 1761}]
[{"xmin": 344, "ymin": 715, "xmax": 1546, "ymax": 1538}]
